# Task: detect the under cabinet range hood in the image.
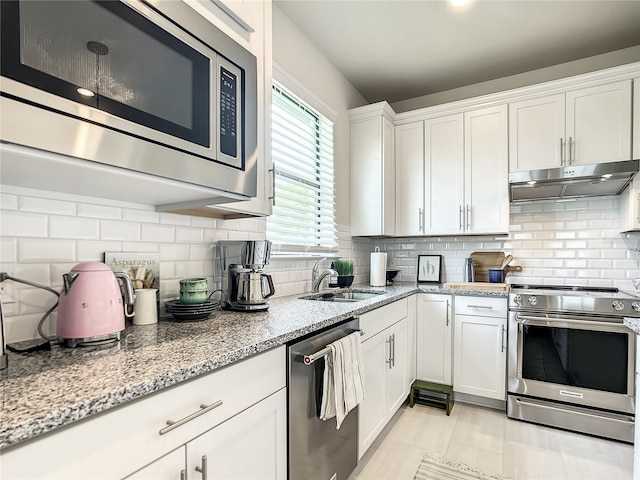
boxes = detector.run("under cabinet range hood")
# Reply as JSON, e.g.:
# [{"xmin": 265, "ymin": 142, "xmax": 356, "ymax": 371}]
[{"xmin": 509, "ymin": 159, "xmax": 639, "ymax": 202}]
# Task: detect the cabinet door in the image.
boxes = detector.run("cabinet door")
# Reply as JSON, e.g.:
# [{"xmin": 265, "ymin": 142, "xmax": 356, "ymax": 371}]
[
  {"xmin": 453, "ymin": 314, "xmax": 506, "ymax": 401},
  {"xmin": 358, "ymin": 331, "xmax": 388, "ymax": 459},
  {"xmin": 124, "ymin": 448, "xmax": 186, "ymax": 480},
  {"xmin": 407, "ymin": 294, "xmax": 417, "ymax": 387},
  {"xmin": 508, "ymin": 94, "xmax": 565, "ymax": 172},
  {"xmin": 416, "ymin": 294, "xmax": 452, "ymax": 385},
  {"xmin": 423, "ymin": 113, "xmax": 464, "ymax": 235},
  {"xmin": 351, "ymin": 115, "xmax": 395, "ymax": 236},
  {"xmin": 566, "ymin": 81, "xmax": 632, "ymax": 165},
  {"xmin": 621, "ymin": 177, "xmax": 640, "ymax": 232},
  {"xmin": 634, "ymin": 79, "xmax": 640, "ymax": 160},
  {"xmin": 464, "ymin": 105, "xmax": 509, "ymax": 235},
  {"xmin": 395, "ymin": 121, "xmax": 424, "ymax": 236},
  {"xmin": 187, "ymin": 389, "xmax": 287, "ymax": 480},
  {"xmin": 385, "ymin": 318, "xmax": 408, "ymax": 417},
  {"xmin": 622, "ymin": 79, "xmax": 640, "ymax": 233}
]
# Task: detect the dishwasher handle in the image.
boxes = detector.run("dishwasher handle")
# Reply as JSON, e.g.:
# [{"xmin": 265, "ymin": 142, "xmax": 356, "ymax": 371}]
[{"xmin": 302, "ymin": 329, "xmax": 364, "ymax": 365}]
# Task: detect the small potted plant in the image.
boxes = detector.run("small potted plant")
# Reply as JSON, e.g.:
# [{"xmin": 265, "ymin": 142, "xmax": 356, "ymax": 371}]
[{"xmin": 333, "ymin": 259, "xmax": 354, "ymax": 287}]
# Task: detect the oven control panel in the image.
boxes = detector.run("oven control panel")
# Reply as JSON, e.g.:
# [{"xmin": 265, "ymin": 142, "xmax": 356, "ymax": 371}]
[{"xmin": 509, "ymin": 291, "xmax": 640, "ymax": 317}]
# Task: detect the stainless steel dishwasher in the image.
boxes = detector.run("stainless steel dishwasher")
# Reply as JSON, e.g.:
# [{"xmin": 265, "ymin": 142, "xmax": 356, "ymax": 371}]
[{"xmin": 288, "ymin": 317, "xmax": 360, "ymax": 480}]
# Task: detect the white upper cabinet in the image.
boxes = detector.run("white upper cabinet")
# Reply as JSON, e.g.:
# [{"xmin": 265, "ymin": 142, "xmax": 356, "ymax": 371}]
[
  {"xmin": 193, "ymin": 0, "xmax": 273, "ymax": 218},
  {"xmin": 620, "ymin": 78, "xmax": 640, "ymax": 233},
  {"xmin": 509, "ymin": 94, "xmax": 565, "ymax": 171},
  {"xmin": 395, "ymin": 121, "xmax": 425, "ymax": 236},
  {"xmin": 353, "ymin": 64, "xmax": 638, "ymax": 238},
  {"xmin": 635, "ymin": 78, "xmax": 640, "ymax": 160},
  {"xmin": 423, "ymin": 113, "xmax": 465, "ymax": 235},
  {"xmin": 509, "ymin": 80, "xmax": 632, "ymax": 172},
  {"xmin": 350, "ymin": 102, "xmax": 396, "ymax": 236},
  {"xmin": 422, "ymin": 106, "xmax": 508, "ymax": 236},
  {"xmin": 464, "ymin": 105, "xmax": 509, "ymax": 235}
]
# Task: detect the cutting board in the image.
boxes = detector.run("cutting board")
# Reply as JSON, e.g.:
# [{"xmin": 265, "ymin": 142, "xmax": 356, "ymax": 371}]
[
  {"xmin": 443, "ymin": 282, "xmax": 507, "ymax": 291},
  {"xmin": 470, "ymin": 251, "xmax": 506, "ymax": 282}
]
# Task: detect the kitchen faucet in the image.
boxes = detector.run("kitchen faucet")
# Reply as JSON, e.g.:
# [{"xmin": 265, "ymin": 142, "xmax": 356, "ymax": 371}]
[{"xmin": 311, "ymin": 258, "xmax": 338, "ymax": 293}]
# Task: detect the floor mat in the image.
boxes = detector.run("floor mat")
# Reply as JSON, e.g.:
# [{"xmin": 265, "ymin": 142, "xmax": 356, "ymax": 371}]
[{"xmin": 414, "ymin": 451, "xmax": 510, "ymax": 480}]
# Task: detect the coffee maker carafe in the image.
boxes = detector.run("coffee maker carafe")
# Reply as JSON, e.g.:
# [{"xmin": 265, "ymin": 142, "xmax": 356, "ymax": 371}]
[{"xmin": 217, "ymin": 241, "xmax": 275, "ymax": 311}]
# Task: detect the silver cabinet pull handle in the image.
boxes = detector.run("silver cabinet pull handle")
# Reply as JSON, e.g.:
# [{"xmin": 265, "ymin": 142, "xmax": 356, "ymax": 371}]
[
  {"xmin": 501, "ymin": 326, "xmax": 506, "ymax": 353},
  {"xmin": 459, "ymin": 205, "xmax": 464, "ymax": 230},
  {"xmin": 418, "ymin": 208, "xmax": 423, "ymax": 231},
  {"xmin": 466, "ymin": 305, "xmax": 494, "ymax": 310},
  {"xmin": 268, "ymin": 168, "xmax": 276, "ymax": 206},
  {"xmin": 391, "ymin": 333, "xmax": 396, "ymax": 367},
  {"xmin": 386, "ymin": 336, "xmax": 393, "ymax": 369},
  {"xmin": 465, "ymin": 204, "xmax": 471, "ymax": 230},
  {"xmin": 195, "ymin": 455, "xmax": 208, "ymax": 480},
  {"xmin": 560, "ymin": 138, "xmax": 565, "ymax": 166},
  {"xmin": 568, "ymin": 137, "xmax": 573, "ymax": 165},
  {"xmin": 446, "ymin": 299, "xmax": 450, "ymax": 327},
  {"xmin": 159, "ymin": 401, "xmax": 223, "ymax": 435},
  {"xmin": 180, "ymin": 470, "xmax": 187, "ymax": 480}
]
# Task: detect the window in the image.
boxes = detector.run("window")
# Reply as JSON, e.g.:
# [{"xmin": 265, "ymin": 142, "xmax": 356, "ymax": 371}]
[{"xmin": 267, "ymin": 80, "xmax": 337, "ymax": 254}]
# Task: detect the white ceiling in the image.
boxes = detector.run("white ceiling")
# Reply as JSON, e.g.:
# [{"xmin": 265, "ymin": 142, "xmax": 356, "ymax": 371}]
[{"xmin": 275, "ymin": 0, "xmax": 640, "ymax": 104}]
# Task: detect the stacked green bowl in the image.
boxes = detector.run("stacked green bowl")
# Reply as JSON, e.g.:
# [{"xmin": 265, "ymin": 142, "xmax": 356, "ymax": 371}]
[{"xmin": 179, "ymin": 278, "xmax": 208, "ymax": 304}]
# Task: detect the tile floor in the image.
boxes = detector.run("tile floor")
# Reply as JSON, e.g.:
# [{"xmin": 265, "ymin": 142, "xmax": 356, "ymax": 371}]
[{"xmin": 349, "ymin": 402, "xmax": 634, "ymax": 480}]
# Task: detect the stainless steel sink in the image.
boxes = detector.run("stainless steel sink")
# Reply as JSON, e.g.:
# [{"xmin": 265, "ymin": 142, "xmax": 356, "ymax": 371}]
[{"xmin": 299, "ymin": 290, "xmax": 385, "ymax": 302}]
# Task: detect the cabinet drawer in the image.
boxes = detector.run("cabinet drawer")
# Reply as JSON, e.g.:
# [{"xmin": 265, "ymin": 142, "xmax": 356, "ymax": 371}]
[
  {"xmin": 454, "ymin": 296, "xmax": 507, "ymax": 318},
  {"xmin": 1, "ymin": 346, "xmax": 286, "ymax": 480},
  {"xmin": 361, "ymin": 298, "xmax": 408, "ymax": 342}
]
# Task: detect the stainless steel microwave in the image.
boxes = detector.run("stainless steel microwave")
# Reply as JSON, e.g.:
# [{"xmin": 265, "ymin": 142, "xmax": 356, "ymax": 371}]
[{"xmin": 0, "ymin": 0, "xmax": 257, "ymax": 201}]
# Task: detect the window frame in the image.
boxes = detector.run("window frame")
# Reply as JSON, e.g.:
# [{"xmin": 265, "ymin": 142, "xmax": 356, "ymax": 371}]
[{"xmin": 267, "ymin": 65, "xmax": 338, "ymax": 256}]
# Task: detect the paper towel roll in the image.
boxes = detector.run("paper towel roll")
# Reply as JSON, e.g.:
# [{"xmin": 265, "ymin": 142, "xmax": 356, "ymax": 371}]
[{"xmin": 370, "ymin": 251, "xmax": 387, "ymax": 287}]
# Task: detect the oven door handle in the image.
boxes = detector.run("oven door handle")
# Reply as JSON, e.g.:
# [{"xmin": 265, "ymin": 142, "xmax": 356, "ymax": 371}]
[{"xmin": 515, "ymin": 313, "xmax": 630, "ymax": 332}]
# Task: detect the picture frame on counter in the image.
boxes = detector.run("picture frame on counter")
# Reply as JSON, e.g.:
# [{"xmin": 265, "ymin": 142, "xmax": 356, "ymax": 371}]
[{"xmin": 417, "ymin": 254, "xmax": 442, "ymax": 284}]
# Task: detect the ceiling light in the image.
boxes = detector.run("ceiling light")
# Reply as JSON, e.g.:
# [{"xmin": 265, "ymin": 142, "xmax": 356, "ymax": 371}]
[
  {"xmin": 449, "ymin": 0, "xmax": 471, "ymax": 7},
  {"xmin": 76, "ymin": 87, "xmax": 95, "ymax": 97}
]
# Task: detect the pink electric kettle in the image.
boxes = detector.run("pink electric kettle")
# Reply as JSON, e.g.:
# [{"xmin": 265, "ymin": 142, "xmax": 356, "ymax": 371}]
[{"xmin": 57, "ymin": 262, "xmax": 134, "ymax": 347}]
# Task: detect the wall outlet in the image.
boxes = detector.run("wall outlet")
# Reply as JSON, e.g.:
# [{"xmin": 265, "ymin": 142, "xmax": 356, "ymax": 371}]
[{"xmin": 0, "ymin": 283, "xmax": 17, "ymax": 304}]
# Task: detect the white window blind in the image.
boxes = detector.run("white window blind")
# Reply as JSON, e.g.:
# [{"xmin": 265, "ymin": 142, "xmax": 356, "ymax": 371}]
[{"xmin": 267, "ymin": 81, "xmax": 337, "ymax": 254}]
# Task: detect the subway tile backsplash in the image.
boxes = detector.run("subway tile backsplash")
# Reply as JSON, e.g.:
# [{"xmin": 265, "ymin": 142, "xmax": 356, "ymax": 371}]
[
  {"xmin": 1, "ymin": 186, "xmax": 639, "ymax": 343},
  {"xmin": 381, "ymin": 196, "xmax": 640, "ymax": 288}
]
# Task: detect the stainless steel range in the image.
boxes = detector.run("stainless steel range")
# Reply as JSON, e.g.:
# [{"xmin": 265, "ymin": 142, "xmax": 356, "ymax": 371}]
[{"xmin": 507, "ymin": 284, "xmax": 639, "ymax": 442}]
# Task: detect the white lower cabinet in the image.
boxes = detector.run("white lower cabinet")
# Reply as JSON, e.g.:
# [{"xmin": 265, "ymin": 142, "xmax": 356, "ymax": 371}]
[
  {"xmin": 416, "ymin": 293, "xmax": 452, "ymax": 385},
  {"xmin": 125, "ymin": 448, "xmax": 186, "ymax": 480},
  {"xmin": 634, "ymin": 335, "xmax": 640, "ymax": 480},
  {"xmin": 385, "ymin": 318, "xmax": 409, "ymax": 416},
  {"xmin": 127, "ymin": 390, "xmax": 286, "ymax": 480},
  {"xmin": 185, "ymin": 390, "xmax": 286, "ymax": 480},
  {"xmin": 1, "ymin": 347, "xmax": 286, "ymax": 480},
  {"xmin": 407, "ymin": 294, "xmax": 417, "ymax": 386},
  {"xmin": 453, "ymin": 296, "xmax": 507, "ymax": 401},
  {"xmin": 358, "ymin": 298, "xmax": 409, "ymax": 459}
]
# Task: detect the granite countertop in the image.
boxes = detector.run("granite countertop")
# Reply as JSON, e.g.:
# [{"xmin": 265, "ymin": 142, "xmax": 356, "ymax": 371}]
[
  {"xmin": 0, "ymin": 283, "xmax": 507, "ymax": 450},
  {"xmin": 624, "ymin": 317, "xmax": 640, "ymax": 335}
]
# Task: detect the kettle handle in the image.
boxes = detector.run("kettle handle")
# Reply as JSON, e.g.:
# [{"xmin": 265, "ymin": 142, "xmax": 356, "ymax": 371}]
[
  {"xmin": 115, "ymin": 272, "xmax": 135, "ymax": 318},
  {"xmin": 261, "ymin": 274, "xmax": 275, "ymax": 299}
]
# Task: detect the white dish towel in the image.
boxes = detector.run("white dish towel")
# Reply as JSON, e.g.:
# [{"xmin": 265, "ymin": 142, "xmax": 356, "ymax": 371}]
[{"xmin": 319, "ymin": 331, "xmax": 365, "ymax": 429}]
